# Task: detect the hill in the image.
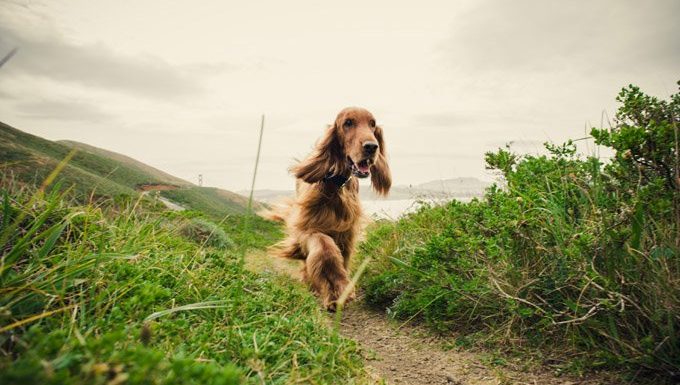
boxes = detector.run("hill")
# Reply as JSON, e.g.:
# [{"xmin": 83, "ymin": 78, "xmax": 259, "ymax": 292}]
[
  {"xmin": 58, "ymin": 140, "xmax": 192, "ymax": 187},
  {"xmin": 0, "ymin": 121, "xmax": 257, "ymax": 216},
  {"xmin": 160, "ymin": 185, "xmax": 259, "ymax": 219}
]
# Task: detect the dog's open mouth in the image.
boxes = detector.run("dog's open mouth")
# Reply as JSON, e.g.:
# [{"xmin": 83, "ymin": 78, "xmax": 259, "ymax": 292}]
[{"xmin": 349, "ymin": 158, "xmax": 372, "ymax": 178}]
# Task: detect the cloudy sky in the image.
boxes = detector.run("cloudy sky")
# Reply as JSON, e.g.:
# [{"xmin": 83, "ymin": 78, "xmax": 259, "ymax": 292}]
[{"xmin": 0, "ymin": 0, "xmax": 678, "ymax": 191}]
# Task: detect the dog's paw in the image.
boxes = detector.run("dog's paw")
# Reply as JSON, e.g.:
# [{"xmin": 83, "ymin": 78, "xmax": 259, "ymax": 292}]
[
  {"xmin": 323, "ymin": 283, "xmax": 356, "ymax": 312},
  {"xmin": 323, "ymin": 291, "xmax": 342, "ymax": 312},
  {"xmin": 325, "ymin": 300, "xmax": 338, "ymax": 313}
]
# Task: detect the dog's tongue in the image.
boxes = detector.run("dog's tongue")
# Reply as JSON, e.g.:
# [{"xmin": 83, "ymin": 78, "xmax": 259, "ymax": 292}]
[{"xmin": 357, "ymin": 163, "xmax": 371, "ymax": 173}]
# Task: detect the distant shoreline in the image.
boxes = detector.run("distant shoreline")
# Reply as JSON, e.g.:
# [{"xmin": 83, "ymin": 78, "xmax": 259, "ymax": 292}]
[
  {"xmin": 362, "ymin": 197, "xmax": 474, "ymax": 219},
  {"xmin": 241, "ymin": 177, "xmax": 493, "ymax": 204}
]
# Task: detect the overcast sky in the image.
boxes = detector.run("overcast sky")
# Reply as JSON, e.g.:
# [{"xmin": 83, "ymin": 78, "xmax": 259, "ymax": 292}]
[{"xmin": 0, "ymin": 0, "xmax": 678, "ymax": 191}]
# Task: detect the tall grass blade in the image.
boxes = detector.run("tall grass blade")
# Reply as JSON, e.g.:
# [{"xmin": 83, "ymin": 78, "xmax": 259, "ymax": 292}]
[{"xmin": 144, "ymin": 300, "xmax": 232, "ymax": 322}]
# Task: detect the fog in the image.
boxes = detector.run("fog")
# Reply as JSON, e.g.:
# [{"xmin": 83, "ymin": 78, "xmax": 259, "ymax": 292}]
[{"xmin": 1, "ymin": 0, "xmax": 678, "ymax": 190}]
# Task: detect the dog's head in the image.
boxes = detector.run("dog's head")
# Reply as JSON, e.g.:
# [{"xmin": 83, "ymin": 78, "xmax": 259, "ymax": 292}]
[{"xmin": 293, "ymin": 107, "xmax": 391, "ymax": 196}]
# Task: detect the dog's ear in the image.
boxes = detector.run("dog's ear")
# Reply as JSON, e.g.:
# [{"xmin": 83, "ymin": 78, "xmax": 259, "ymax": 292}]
[
  {"xmin": 292, "ymin": 125, "xmax": 345, "ymax": 183},
  {"xmin": 371, "ymin": 125, "xmax": 391, "ymax": 196}
]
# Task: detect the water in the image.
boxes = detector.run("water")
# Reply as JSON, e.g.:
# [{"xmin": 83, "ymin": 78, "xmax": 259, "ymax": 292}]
[{"xmin": 362, "ymin": 197, "xmax": 473, "ymax": 220}]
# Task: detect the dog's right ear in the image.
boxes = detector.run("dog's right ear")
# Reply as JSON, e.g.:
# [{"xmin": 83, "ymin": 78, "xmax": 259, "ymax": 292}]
[
  {"xmin": 370, "ymin": 125, "xmax": 391, "ymax": 196},
  {"xmin": 291, "ymin": 125, "xmax": 344, "ymax": 183}
]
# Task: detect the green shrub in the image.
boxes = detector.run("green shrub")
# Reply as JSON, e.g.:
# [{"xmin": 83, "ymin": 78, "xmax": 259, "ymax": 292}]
[
  {"xmin": 178, "ymin": 217, "xmax": 233, "ymax": 249},
  {"xmin": 360, "ymin": 81, "xmax": 680, "ymax": 379}
]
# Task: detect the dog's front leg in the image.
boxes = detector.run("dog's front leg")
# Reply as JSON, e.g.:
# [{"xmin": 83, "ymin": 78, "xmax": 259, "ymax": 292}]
[{"xmin": 302, "ymin": 232, "xmax": 351, "ymax": 311}]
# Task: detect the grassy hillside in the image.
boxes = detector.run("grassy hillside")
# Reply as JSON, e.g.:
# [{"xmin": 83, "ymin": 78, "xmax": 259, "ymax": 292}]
[
  {"xmin": 358, "ymin": 83, "xmax": 679, "ymax": 380},
  {"xmin": 0, "ymin": 122, "xmax": 136, "ymax": 197},
  {"xmin": 58, "ymin": 140, "xmax": 191, "ymax": 188},
  {"xmin": 0, "ymin": 121, "xmax": 258, "ymax": 216},
  {"xmin": 0, "ymin": 177, "xmax": 364, "ymax": 384},
  {"xmin": 0, "ymin": 121, "xmax": 351, "ymax": 384},
  {"xmin": 0, "ymin": 122, "xmax": 184, "ymax": 195},
  {"xmin": 161, "ymin": 186, "xmax": 262, "ymax": 218}
]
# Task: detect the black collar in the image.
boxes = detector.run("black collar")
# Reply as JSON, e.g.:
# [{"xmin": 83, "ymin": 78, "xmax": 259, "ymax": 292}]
[{"xmin": 323, "ymin": 172, "xmax": 352, "ymax": 189}]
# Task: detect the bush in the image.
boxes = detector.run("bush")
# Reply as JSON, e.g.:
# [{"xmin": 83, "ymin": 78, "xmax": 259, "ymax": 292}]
[
  {"xmin": 360, "ymin": 81, "xmax": 680, "ymax": 378},
  {"xmin": 178, "ymin": 217, "xmax": 233, "ymax": 249}
]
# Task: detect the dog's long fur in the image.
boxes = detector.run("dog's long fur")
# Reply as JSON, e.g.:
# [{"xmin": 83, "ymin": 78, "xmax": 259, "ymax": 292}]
[{"xmin": 264, "ymin": 107, "xmax": 391, "ymax": 310}]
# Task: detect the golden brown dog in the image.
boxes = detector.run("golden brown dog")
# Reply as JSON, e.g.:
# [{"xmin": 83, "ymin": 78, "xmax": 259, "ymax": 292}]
[{"xmin": 265, "ymin": 107, "xmax": 391, "ymax": 310}]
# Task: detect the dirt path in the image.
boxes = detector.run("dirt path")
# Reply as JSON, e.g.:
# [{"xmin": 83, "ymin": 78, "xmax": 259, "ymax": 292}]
[
  {"xmin": 140, "ymin": 190, "xmax": 185, "ymax": 211},
  {"xmin": 244, "ymin": 251, "xmax": 613, "ymax": 385},
  {"xmin": 338, "ymin": 303, "xmax": 618, "ymax": 385}
]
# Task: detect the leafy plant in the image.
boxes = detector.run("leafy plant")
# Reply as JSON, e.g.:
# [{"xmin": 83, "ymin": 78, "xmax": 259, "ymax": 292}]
[{"xmin": 359, "ymin": 81, "xmax": 680, "ymax": 380}]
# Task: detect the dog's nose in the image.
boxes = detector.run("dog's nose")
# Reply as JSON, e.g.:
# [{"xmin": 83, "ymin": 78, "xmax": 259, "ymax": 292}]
[{"xmin": 363, "ymin": 141, "xmax": 379, "ymax": 154}]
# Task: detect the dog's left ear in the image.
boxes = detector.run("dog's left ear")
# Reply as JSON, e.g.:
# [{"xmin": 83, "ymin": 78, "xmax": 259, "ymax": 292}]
[
  {"xmin": 371, "ymin": 125, "xmax": 391, "ymax": 196},
  {"xmin": 291, "ymin": 125, "xmax": 345, "ymax": 183}
]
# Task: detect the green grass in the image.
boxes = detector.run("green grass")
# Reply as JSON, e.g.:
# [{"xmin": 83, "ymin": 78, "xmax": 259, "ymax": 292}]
[
  {"xmin": 0, "ymin": 178, "xmax": 366, "ymax": 384},
  {"xmin": 358, "ymin": 83, "xmax": 680, "ymax": 381},
  {"xmin": 163, "ymin": 209, "xmax": 281, "ymax": 253}
]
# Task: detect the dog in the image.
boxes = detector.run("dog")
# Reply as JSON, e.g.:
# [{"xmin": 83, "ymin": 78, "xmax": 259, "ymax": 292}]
[{"xmin": 265, "ymin": 107, "xmax": 391, "ymax": 310}]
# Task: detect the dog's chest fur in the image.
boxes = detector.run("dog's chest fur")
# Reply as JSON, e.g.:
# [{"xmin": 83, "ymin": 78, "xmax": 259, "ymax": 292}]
[{"xmin": 296, "ymin": 179, "xmax": 362, "ymax": 235}]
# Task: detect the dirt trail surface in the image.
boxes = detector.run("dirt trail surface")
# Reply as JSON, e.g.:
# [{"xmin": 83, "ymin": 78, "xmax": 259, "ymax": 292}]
[
  {"xmin": 338, "ymin": 304, "xmax": 618, "ymax": 385},
  {"xmin": 245, "ymin": 251, "xmax": 613, "ymax": 385},
  {"xmin": 139, "ymin": 190, "xmax": 185, "ymax": 211}
]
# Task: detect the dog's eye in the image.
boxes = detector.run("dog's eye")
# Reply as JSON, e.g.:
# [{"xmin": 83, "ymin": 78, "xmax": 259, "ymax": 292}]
[
  {"xmin": 369, "ymin": 119, "xmax": 376, "ymax": 127},
  {"xmin": 343, "ymin": 119, "xmax": 354, "ymax": 128}
]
